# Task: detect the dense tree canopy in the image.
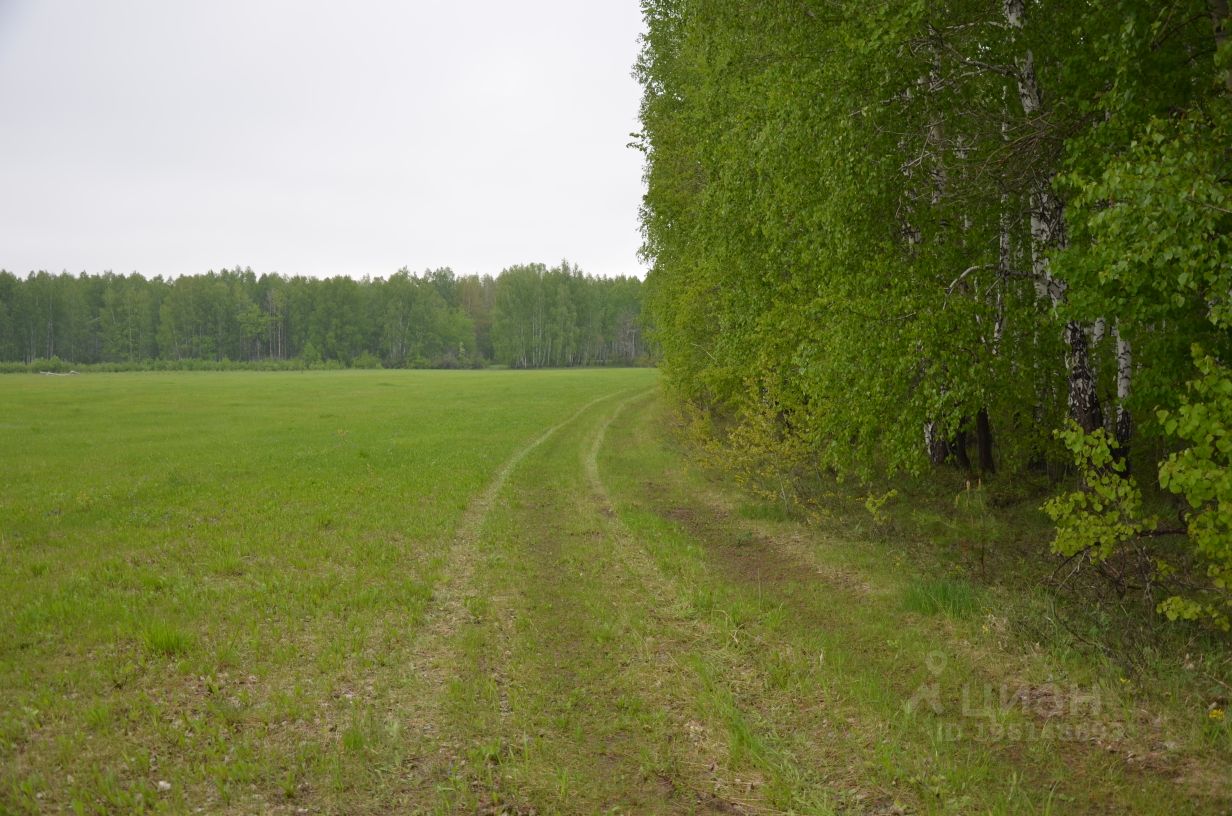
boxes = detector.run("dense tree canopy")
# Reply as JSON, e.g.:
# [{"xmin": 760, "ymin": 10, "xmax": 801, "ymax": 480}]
[
  {"xmin": 0, "ymin": 263, "xmax": 649, "ymax": 370},
  {"xmin": 636, "ymin": 0, "xmax": 1232, "ymax": 625}
]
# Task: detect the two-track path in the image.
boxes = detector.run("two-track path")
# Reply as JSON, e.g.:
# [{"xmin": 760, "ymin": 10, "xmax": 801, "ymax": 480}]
[{"xmin": 387, "ymin": 389, "xmax": 1228, "ymax": 815}]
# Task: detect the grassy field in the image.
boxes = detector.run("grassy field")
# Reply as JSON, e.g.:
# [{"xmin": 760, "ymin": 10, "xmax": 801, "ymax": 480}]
[{"xmin": 1, "ymin": 370, "xmax": 1228, "ymax": 814}]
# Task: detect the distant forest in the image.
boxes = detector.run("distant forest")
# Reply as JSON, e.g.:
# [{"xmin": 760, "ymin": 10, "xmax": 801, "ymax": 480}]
[{"xmin": 0, "ymin": 262, "xmax": 649, "ymax": 370}]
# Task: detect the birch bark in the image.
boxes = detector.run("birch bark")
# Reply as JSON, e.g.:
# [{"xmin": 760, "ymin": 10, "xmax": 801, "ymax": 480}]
[
  {"xmin": 1113, "ymin": 322, "xmax": 1133, "ymax": 463},
  {"xmin": 1003, "ymin": 0, "xmax": 1105, "ymax": 433}
]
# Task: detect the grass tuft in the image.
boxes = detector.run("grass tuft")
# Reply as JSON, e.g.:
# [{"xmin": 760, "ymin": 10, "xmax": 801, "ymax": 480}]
[
  {"xmin": 341, "ymin": 725, "xmax": 366, "ymax": 753},
  {"xmin": 141, "ymin": 621, "xmax": 193, "ymax": 657},
  {"xmin": 902, "ymin": 578, "xmax": 979, "ymax": 618}
]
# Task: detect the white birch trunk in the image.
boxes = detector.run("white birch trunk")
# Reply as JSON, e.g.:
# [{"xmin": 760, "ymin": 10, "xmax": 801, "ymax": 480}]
[
  {"xmin": 1004, "ymin": 0, "xmax": 1104, "ymax": 432},
  {"xmin": 995, "ymin": 193, "xmax": 1010, "ymax": 354},
  {"xmin": 923, "ymin": 51, "xmax": 955, "ymax": 465},
  {"xmin": 1113, "ymin": 322, "xmax": 1133, "ymax": 452}
]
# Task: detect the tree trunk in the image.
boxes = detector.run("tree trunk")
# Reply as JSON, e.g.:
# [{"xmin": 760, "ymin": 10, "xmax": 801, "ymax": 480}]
[
  {"xmin": 919, "ymin": 49, "xmax": 956, "ymax": 468},
  {"xmin": 1064, "ymin": 320, "xmax": 1105, "ymax": 433},
  {"xmin": 976, "ymin": 407, "xmax": 995, "ymax": 474},
  {"xmin": 1113, "ymin": 323, "xmax": 1133, "ymax": 468},
  {"xmin": 952, "ymin": 427, "xmax": 972, "ymax": 471},
  {"xmin": 1005, "ymin": 0, "xmax": 1104, "ymax": 434},
  {"xmin": 925, "ymin": 421, "xmax": 950, "ymax": 466},
  {"xmin": 995, "ymin": 193, "xmax": 1009, "ymax": 353}
]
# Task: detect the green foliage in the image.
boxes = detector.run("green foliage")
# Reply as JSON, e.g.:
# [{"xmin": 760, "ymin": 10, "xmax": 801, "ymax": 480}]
[
  {"xmin": 1047, "ymin": 7, "xmax": 1232, "ymax": 628},
  {"xmin": 301, "ymin": 340, "xmax": 322, "ymax": 366},
  {"xmin": 1043, "ymin": 423, "xmax": 1156, "ymax": 562},
  {"xmin": 688, "ymin": 380, "xmax": 812, "ymax": 513},
  {"xmin": 1157, "ymin": 355, "xmax": 1232, "ymax": 630},
  {"xmin": 863, "ymin": 489, "xmax": 898, "ymax": 526},
  {"xmin": 29, "ymin": 356, "xmax": 68, "ymax": 372},
  {"xmin": 635, "ymin": 0, "xmax": 1073, "ymax": 478},
  {"xmin": 1060, "ymin": 101, "xmax": 1232, "ymax": 418},
  {"xmin": 636, "ymin": 0, "xmax": 1232, "ymax": 627}
]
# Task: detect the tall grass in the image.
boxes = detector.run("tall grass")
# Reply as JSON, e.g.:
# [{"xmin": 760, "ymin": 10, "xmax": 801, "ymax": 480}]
[{"xmin": 902, "ymin": 578, "xmax": 980, "ymax": 618}]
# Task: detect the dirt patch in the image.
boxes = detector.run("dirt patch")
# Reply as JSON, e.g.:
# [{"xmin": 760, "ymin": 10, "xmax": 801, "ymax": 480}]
[
  {"xmin": 656, "ymin": 494, "xmax": 858, "ymax": 605},
  {"xmin": 695, "ymin": 791, "xmax": 753, "ymax": 814},
  {"xmin": 665, "ymin": 506, "xmax": 696, "ymax": 523},
  {"xmin": 475, "ymin": 793, "xmax": 540, "ymax": 816}
]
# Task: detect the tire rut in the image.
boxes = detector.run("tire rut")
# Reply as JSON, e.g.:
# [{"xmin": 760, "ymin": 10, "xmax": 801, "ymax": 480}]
[
  {"xmin": 585, "ymin": 392, "xmax": 775, "ymax": 815},
  {"xmin": 436, "ymin": 389, "xmax": 764, "ymax": 813},
  {"xmin": 398, "ymin": 392, "xmax": 624, "ymax": 799}
]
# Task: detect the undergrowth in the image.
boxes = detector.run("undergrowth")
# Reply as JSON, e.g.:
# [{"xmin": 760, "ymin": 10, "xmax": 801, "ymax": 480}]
[{"xmin": 675, "ymin": 402, "xmax": 1232, "ymax": 749}]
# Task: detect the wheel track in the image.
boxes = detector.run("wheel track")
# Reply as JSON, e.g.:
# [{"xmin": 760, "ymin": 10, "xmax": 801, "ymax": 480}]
[
  {"xmin": 398, "ymin": 391, "xmax": 625, "ymax": 795},
  {"xmin": 584, "ymin": 391, "xmax": 775, "ymax": 815},
  {"xmin": 416, "ymin": 387, "xmax": 751, "ymax": 813},
  {"xmin": 405, "ymin": 389, "xmax": 778, "ymax": 812}
]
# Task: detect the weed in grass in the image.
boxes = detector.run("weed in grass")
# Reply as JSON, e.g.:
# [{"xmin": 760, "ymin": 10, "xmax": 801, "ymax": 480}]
[
  {"xmin": 212, "ymin": 638, "xmax": 240, "ymax": 670},
  {"xmin": 68, "ymin": 768, "xmax": 153, "ymax": 814},
  {"xmin": 207, "ymin": 696, "xmax": 246, "ymax": 728},
  {"xmin": 554, "ymin": 766, "xmax": 572, "ymax": 799},
  {"xmin": 279, "ymin": 770, "xmax": 300, "ymax": 800},
  {"xmin": 7, "ymin": 774, "xmax": 44, "ymax": 814}
]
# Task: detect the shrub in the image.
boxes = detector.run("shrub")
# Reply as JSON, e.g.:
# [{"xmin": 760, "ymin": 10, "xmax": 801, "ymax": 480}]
[
  {"xmin": 1157, "ymin": 354, "xmax": 1232, "ymax": 630},
  {"xmin": 1043, "ymin": 423, "xmax": 1155, "ymax": 563}
]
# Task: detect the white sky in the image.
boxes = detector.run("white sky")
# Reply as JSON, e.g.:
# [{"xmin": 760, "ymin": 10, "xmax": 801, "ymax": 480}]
[{"xmin": 0, "ymin": 1, "xmax": 647, "ymax": 279}]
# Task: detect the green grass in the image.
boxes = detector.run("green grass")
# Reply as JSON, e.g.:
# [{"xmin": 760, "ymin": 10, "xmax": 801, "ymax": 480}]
[
  {"xmin": 902, "ymin": 578, "xmax": 981, "ymax": 618},
  {"xmin": 1, "ymin": 370, "xmax": 1227, "ymax": 814},
  {"xmin": 737, "ymin": 500, "xmax": 794, "ymax": 522},
  {"xmin": 594, "ymin": 396, "xmax": 1231, "ymax": 814},
  {"xmin": 141, "ymin": 621, "xmax": 194, "ymax": 657},
  {"xmin": 0, "ymin": 369, "xmax": 654, "ymax": 813}
]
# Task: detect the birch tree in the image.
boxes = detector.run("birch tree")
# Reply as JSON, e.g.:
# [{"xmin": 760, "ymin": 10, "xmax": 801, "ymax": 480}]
[{"xmin": 636, "ymin": 0, "xmax": 1232, "ymax": 624}]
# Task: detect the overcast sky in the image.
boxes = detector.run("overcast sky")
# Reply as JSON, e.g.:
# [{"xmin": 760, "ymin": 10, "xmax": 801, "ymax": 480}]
[{"xmin": 0, "ymin": 1, "xmax": 647, "ymax": 280}]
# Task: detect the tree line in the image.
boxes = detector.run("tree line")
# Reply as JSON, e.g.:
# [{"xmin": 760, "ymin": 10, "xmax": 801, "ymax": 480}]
[
  {"xmin": 636, "ymin": 1, "xmax": 1231, "ymax": 627},
  {"xmin": 0, "ymin": 262, "xmax": 648, "ymax": 370}
]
